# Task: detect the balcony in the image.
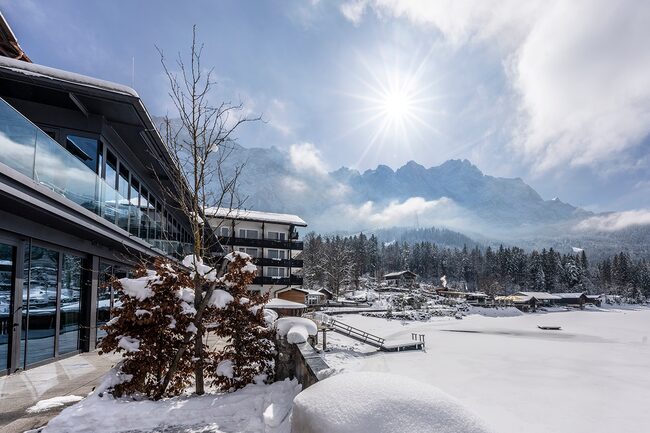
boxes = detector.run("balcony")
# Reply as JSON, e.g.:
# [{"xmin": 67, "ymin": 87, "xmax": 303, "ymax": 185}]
[
  {"xmin": 253, "ymin": 275, "xmax": 303, "ymax": 286},
  {"xmin": 0, "ymin": 97, "xmax": 191, "ymax": 258},
  {"xmin": 219, "ymin": 236, "xmax": 303, "ymax": 250},
  {"xmin": 253, "ymin": 257, "xmax": 303, "ymax": 268}
]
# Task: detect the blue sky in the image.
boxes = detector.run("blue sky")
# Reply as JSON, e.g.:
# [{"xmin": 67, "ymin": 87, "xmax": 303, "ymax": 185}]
[{"xmin": 3, "ymin": 0, "xmax": 650, "ymax": 215}]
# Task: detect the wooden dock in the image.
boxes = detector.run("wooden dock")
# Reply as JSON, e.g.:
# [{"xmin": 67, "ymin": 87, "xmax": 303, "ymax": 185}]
[{"xmin": 307, "ymin": 313, "xmax": 425, "ymax": 352}]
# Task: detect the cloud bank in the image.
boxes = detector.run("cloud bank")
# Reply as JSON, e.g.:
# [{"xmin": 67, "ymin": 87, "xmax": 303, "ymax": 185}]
[{"xmin": 575, "ymin": 210, "xmax": 650, "ymax": 232}]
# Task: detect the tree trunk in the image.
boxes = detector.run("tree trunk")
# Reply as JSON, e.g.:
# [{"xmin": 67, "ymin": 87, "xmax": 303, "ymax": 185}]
[{"xmin": 194, "ymin": 276, "xmax": 205, "ymax": 395}]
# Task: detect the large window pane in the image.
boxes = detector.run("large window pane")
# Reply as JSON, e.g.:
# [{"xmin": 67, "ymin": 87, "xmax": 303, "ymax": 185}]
[
  {"xmin": 0, "ymin": 243, "xmax": 15, "ymax": 371},
  {"xmin": 0, "ymin": 98, "xmax": 37, "ymax": 178},
  {"xmin": 59, "ymin": 254, "xmax": 82, "ymax": 355},
  {"xmin": 22, "ymin": 246, "xmax": 58, "ymax": 367}
]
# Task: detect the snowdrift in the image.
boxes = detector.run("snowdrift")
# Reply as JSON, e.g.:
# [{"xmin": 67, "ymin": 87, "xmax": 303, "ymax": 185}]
[{"xmin": 292, "ymin": 372, "xmax": 492, "ymax": 433}]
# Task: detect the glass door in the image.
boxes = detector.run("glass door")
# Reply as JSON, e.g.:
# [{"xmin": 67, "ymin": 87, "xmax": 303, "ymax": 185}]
[
  {"xmin": 59, "ymin": 254, "xmax": 82, "ymax": 355},
  {"xmin": 0, "ymin": 243, "xmax": 15, "ymax": 373},
  {"xmin": 22, "ymin": 246, "xmax": 59, "ymax": 367}
]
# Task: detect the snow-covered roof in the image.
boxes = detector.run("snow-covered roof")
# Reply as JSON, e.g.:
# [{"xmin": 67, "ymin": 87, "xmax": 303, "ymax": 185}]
[
  {"xmin": 516, "ymin": 291, "xmax": 561, "ymax": 300},
  {"xmin": 0, "ymin": 56, "xmax": 139, "ymax": 98},
  {"xmin": 384, "ymin": 270, "xmax": 417, "ymax": 278},
  {"xmin": 555, "ymin": 292, "xmax": 586, "ymax": 299},
  {"xmin": 266, "ymin": 297, "xmax": 307, "ymax": 309},
  {"xmin": 495, "ymin": 295, "xmax": 534, "ymax": 303},
  {"xmin": 205, "ymin": 207, "xmax": 307, "ymax": 226}
]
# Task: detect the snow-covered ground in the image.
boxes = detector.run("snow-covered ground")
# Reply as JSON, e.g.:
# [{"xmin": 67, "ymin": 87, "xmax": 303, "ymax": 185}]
[
  {"xmin": 37, "ymin": 378, "xmax": 301, "ymax": 433},
  {"xmin": 322, "ymin": 307, "xmax": 650, "ymax": 433}
]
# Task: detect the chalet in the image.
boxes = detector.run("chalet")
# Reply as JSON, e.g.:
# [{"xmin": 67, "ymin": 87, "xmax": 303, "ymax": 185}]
[
  {"xmin": 276, "ymin": 287, "xmax": 326, "ymax": 307},
  {"xmin": 384, "ymin": 270, "xmax": 417, "ymax": 287},
  {"xmin": 555, "ymin": 292, "xmax": 588, "ymax": 308},
  {"xmin": 317, "ymin": 287, "xmax": 335, "ymax": 301},
  {"xmin": 585, "ymin": 294, "xmax": 602, "ymax": 307},
  {"xmin": 265, "ymin": 297, "xmax": 307, "ymax": 317},
  {"xmin": 515, "ymin": 292, "xmax": 561, "ymax": 307},
  {"xmin": 465, "ymin": 292, "xmax": 490, "ymax": 306},
  {"xmin": 495, "ymin": 294, "xmax": 537, "ymax": 312}
]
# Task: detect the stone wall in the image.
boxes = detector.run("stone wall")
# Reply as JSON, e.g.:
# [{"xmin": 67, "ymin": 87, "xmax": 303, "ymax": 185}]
[{"xmin": 275, "ymin": 336, "xmax": 330, "ymax": 389}]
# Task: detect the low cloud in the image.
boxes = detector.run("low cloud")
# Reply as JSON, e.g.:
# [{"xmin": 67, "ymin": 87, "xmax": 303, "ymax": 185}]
[
  {"xmin": 332, "ymin": 196, "xmax": 470, "ymax": 230},
  {"xmin": 575, "ymin": 210, "xmax": 650, "ymax": 232},
  {"xmin": 289, "ymin": 142, "xmax": 328, "ymax": 176}
]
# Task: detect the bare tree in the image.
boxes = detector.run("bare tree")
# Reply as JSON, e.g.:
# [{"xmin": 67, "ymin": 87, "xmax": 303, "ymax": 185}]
[{"xmin": 156, "ymin": 25, "xmax": 259, "ymax": 395}]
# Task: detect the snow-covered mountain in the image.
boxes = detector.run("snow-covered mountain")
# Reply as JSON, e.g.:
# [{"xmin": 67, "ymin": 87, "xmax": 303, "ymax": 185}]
[{"xmin": 213, "ymin": 143, "xmax": 591, "ymax": 235}]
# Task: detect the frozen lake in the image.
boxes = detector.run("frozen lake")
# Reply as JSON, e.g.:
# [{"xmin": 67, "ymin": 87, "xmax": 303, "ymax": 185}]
[{"xmin": 323, "ymin": 307, "xmax": 650, "ymax": 433}]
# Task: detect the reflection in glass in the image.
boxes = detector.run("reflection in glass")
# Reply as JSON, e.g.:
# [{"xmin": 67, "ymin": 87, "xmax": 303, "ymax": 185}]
[
  {"xmin": 22, "ymin": 246, "xmax": 58, "ymax": 366},
  {"xmin": 59, "ymin": 254, "xmax": 82, "ymax": 355},
  {"xmin": 96, "ymin": 264, "xmax": 127, "ymax": 342},
  {"xmin": 0, "ymin": 243, "xmax": 15, "ymax": 371}
]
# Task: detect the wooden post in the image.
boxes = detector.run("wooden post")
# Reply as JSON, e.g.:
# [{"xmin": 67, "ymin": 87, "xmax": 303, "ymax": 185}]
[{"xmin": 322, "ymin": 329, "xmax": 327, "ymax": 351}]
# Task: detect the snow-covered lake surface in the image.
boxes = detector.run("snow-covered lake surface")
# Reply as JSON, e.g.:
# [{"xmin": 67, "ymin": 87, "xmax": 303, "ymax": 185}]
[{"xmin": 323, "ymin": 307, "xmax": 650, "ymax": 433}]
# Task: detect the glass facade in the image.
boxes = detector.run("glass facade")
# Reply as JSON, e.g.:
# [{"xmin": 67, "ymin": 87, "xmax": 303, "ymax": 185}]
[
  {"xmin": 0, "ymin": 243, "xmax": 14, "ymax": 372},
  {"xmin": 0, "ymin": 97, "xmax": 191, "ymax": 258}
]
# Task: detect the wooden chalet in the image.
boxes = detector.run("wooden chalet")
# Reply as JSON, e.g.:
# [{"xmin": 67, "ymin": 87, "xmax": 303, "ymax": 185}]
[
  {"xmin": 555, "ymin": 292, "xmax": 588, "ymax": 308},
  {"xmin": 276, "ymin": 287, "xmax": 326, "ymax": 306},
  {"xmin": 383, "ymin": 270, "xmax": 417, "ymax": 287}
]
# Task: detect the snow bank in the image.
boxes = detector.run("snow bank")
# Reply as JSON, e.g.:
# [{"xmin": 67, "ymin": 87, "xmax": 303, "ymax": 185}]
[
  {"xmin": 292, "ymin": 372, "xmax": 491, "ymax": 433},
  {"xmin": 275, "ymin": 317, "xmax": 318, "ymax": 344},
  {"xmin": 41, "ymin": 378, "xmax": 302, "ymax": 433},
  {"xmin": 467, "ymin": 306, "xmax": 523, "ymax": 318},
  {"xmin": 26, "ymin": 395, "xmax": 84, "ymax": 413}
]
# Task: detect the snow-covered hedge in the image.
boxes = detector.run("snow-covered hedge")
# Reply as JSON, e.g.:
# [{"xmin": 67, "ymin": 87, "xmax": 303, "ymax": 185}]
[{"xmin": 292, "ymin": 372, "xmax": 492, "ymax": 433}]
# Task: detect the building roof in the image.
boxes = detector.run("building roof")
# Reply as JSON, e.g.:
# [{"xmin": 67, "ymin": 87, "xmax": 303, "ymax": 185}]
[
  {"xmin": 205, "ymin": 207, "xmax": 307, "ymax": 227},
  {"xmin": 555, "ymin": 292, "xmax": 587, "ymax": 299},
  {"xmin": 0, "ymin": 12, "xmax": 30, "ymax": 62},
  {"xmin": 516, "ymin": 291, "xmax": 562, "ymax": 300},
  {"xmin": 266, "ymin": 297, "xmax": 307, "ymax": 309},
  {"xmin": 384, "ymin": 270, "xmax": 417, "ymax": 279},
  {"xmin": 495, "ymin": 295, "xmax": 535, "ymax": 303},
  {"xmin": 0, "ymin": 55, "xmax": 137, "ymax": 97}
]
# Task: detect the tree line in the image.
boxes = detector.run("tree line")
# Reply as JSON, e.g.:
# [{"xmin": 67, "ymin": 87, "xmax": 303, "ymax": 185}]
[{"xmin": 302, "ymin": 232, "xmax": 650, "ymax": 299}]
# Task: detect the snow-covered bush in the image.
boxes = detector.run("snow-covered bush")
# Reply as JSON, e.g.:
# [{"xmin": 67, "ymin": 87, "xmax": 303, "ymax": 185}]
[
  {"xmin": 209, "ymin": 252, "xmax": 276, "ymax": 391},
  {"xmin": 98, "ymin": 258, "xmax": 197, "ymax": 397}
]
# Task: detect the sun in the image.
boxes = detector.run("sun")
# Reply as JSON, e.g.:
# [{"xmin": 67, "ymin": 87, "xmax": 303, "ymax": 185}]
[{"xmin": 382, "ymin": 89, "xmax": 413, "ymax": 122}]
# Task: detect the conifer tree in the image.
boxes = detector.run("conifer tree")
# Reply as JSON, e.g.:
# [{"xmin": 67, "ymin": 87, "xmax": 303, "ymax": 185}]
[{"xmin": 210, "ymin": 252, "xmax": 275, "ymax": 390}]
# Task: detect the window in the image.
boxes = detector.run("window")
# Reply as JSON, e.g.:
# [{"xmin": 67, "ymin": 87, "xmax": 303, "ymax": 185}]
[
  {"xmin": 267, "ymin": 231, "xmax": 286, "ymax": 241},
  {"xmin": 219, "ymin": 226, "xmax": 230, "ymax": 237},
  {"xmin": 238, "ymin": 247, "xmax": 258, "ymax": 258},
  {"xmin": 239, "ymin": 229, "xmax": 259, "ymax": 239},
  {"xmin": 306, "ymin": 295, "xmax": 321, "ymax": 306},
  {"xmin": 266, "ymin": 267, "xmax": 286, "ymax": 278},
  {"xmin": 105, "ymin": 151, "xmax": 117, "ymax": 188},
  {"xmin": 267, "ymin": 249, "xmax": 286, "ymax": 260},
  {"xmin": 66, "ymin": 135, "xmax": 100, "ymax": 174}
]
